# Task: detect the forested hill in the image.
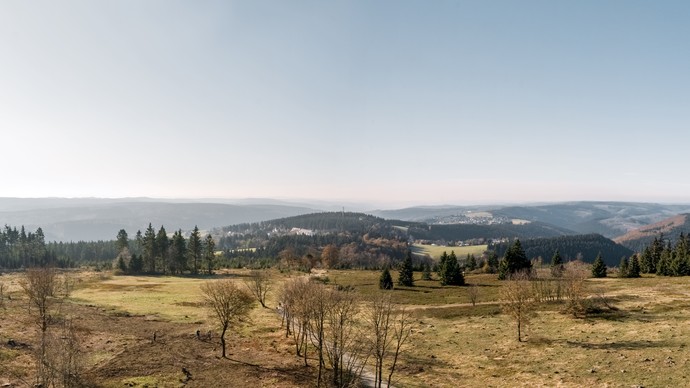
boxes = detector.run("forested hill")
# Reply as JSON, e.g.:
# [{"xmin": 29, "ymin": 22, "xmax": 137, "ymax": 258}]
[
  {"xmin": 221, "ymin": 212, "xmax": 416, "ymax": 235},
  {"xmin": 614, "ymin": 214, "xmax": 690, "ymax": 252},
  {"xmin": 492, "ymin": 234, "xmax": 633, "ymax": 267},
  {"xmin": 408, "ymin": 222, "xmax": 574, "ymax": 242}
]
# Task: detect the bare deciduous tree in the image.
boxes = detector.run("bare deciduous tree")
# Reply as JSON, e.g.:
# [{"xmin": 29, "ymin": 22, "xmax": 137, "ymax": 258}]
[
  {"xmin": 45, "ymin": 318, "xmax": 84, "ymax": 387},
  {"xmin": 20, "ymin": 267, "xmax": 61, "ymax": 386},
  {"xmin": 201, "ymin": 280, "xmax": 255, "ymax": 358},
  {"xmin": 500, "ymin": 271, "xmax": 534, "ymax": 342},
  {"xmin": 325, "ymin": 288, "xmax": 366, "ymax": 387},
  {"xmin": 367, "ymin": 293, "xmax": 412, "ymax": 388},
  {"xmin": 244, "ymin": 270, "xmax": 271, "ymax": 308},
  {"xmin": 468, "ymin": 283, "xmax": 480, "ymax": 307}
]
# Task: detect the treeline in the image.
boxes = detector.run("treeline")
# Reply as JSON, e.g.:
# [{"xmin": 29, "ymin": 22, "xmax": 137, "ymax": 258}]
[
  {"xmin": 636, "ymin": 233, "xmax": 690, "ymax": 276},
  {"xmin": 0, "ymin": 225, "xmax": 53, "ymax": 268},
  {"xmin": 491, "ymin": 234, "xmax": 633, "ymax": 267},
  {"xmin": 114, "ymin": 224, "xmax": 216, "ymax": 275},
  {"xmin": 222, "ymin": 233, "xmax": 412, "ymax": 270},
  {"xmin": 221, "ymin": 212, "xmax": 409, "ymax": 235},
  {"xmin": 409, "ymin": 221, "xmax": 570, "ymax": 242}
]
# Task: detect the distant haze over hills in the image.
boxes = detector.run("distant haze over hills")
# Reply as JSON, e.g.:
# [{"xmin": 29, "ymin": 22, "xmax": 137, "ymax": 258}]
[{"xmin": 1, "ymin": 198, "xmax": 689, "ymax": 243}]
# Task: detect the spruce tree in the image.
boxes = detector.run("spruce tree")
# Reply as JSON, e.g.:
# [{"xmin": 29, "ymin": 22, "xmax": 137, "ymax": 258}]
[
  {"xmin": 618, "ymin": 257, "xmax": 629, "ymax": 278},
  {"xmin": 438, "ymin": 251, "xmax": 449, "ymax": 277},
  {"xmin": 188, "ymin": 226, "xmax": 202, "ymax": 275},
  {"xmin": 627, "ymin": 255, "xmax": 641, "ymax": 278},
  {"xmin": 499, "ymin": 239, "xmax": 531, "ymax": 280},
  {"xmin": 421, "ymin": 262, "xmax": 432, "ymax": 280},
  {"xmin": 440, "ymin": 251, "xmax": 464, "ymax": 286},
  {"xmin": 397, "ymin": 250, "xmax": 414, "ymax": 287},
  {"xmin": 467, "ymin": 254, "xmax": 477, "ymax": 271},
  {"xmin": 129, "ymin": 253, "xmax": 144, "ymax": 273},
  {"xmin": 550, "ymin": 249, "xmax": 564, "ymax": 277},
  {"xmin": 379, "ymin": 266, "xmax": 394, "ymax": 290},
  {"xmin": 486, "ymin": 251, "xmax": 499, "ymax": 273},
  {"xmin": 591, "ymin": 253, "xmax": 607, "ymax": 278}
]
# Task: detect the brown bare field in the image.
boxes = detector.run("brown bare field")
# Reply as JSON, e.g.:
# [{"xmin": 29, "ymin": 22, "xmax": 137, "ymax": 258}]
[{"xmin": 2, "ymin": 269, "xmax": 690, "ymax": 387}]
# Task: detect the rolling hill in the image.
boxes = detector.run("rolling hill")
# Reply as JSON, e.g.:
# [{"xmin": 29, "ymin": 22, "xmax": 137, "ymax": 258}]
[{"xmin": 614, "ymin": 214, "xmax": 690, "ymax": 251}]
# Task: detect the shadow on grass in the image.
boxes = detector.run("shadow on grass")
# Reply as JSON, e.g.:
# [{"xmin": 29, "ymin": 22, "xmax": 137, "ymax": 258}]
[
  {"xmin": 564, "ymin": 339, "xmax": 670, "ymax": 350},
  {"xmin": 413, "ymin": 304, "xmax": 502, "ymax": 320}
]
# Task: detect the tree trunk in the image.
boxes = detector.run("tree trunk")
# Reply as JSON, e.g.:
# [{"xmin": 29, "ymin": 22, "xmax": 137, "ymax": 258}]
[{"xmin": 221, "ymin": 324, "xmax": 228, "ymax": 358}]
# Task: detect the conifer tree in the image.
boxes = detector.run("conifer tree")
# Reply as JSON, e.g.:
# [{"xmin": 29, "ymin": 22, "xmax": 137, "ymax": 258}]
[
  {"xmin": 379, "ymin": 266, "xmax": 394, "ymax": 290},
  {"xmin": 618, "ymin": 257, "xmax": 629, "ymax": 278},
  {"xmin": 467, "ymin": 254, "xmax": 477, "ymax": 271},
  {"xmin": 156, "ymin": 226, "xmax": 169, "ymax": 273},
  {"xmin": 591, "ymin": 253, "xmax": 607, "ymax": 278},
  {"xmin": 129, "ymin": 253, "xmax": 144, "ymax": 273},
  {"xmin": 188, "ymin": 226, "xmax": 202, "ymax": 275},
  {"xmin": 499, "ymin": 239, "xmax": 531, "ymax": 280},
  {"xmin": 421, "ymin": 262, "xmax": 432, "ymax": 280},
  {"xmin": 440, "ymin": 251, "xmax": 464, "ymax": 286},
  {"xmin": 397, "ymin": 251, "xmax": 414, "ymax": 287},
  {"xmin": 204, "ymin": 234, "xmax": 216, "ymax": 275},
  {"xmin": 627, "ymin": 254, "xmax": 641, "ymax": 278},
  {"xmin": 486, "ymin": 251, "xmax": 499, "ymax": 273},
  {"xmin": 437, "ymin": 251, "xmax": 449, "ymax": 277},
  {"xmin": 550, "ymin": 249, "xmax": 564, "ymax": 277}
]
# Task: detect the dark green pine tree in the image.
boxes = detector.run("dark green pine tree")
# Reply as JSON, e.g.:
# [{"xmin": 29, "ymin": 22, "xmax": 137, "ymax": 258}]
[
  {"xmin": 156, "ymin": 226, "xmax": 169, "ymax": 274},
  {"xmin": 117, "ymin": 254, "xmax": 128, "ymax": 273},
  {"xmin": 116, "ymin": 229, "xmax": 129, "ymax": 253},
  {"xmin": 129, "ymin": 253, "xmax": 144, "ymax": 273},
  {"xmin": 486, "ymin": 251, "xmax": 499, "ymax": 273},
  {"xmin": 379, "ymin": 266, "xmax": 394, "ymax": 290},
  {"xmin": 171, "ymin": 230, "xmax": 187, "ymax": 274},
  {"xmin": 467, "ymin": 254, "xmax": 477, "ymax": 271},
  {"xmin": 618, "ymin": 257, "xmax": 629, "ymax": 278},
  {"xmin": 627, "ymin": 254, "xmax": 641, "ymax": 278},
  {"xmin": 143, "ymin": 223, "xmax": 158, "ymax": 273},
  {"xmin": 204, "ymin": 234, "xmax": 216, "ymax": 275},
  {"xmin": 591, "ymin": 253, "xmax": 607, "ymax": 278},
  {"xmin": 497, "ymin": 258, "xmax": 510, "ymax": 280},
  {"xmin": 437, "ymin": 251, "xmax": 449, "ymax": 277},
  {"xmin": 499, "ymin": 239, "xmax": 531, "ymax": 280},
  {"xmin": 550, "ymin": 249, "xmax": 564, "ymax": 277},
  {"xmin": 440, "ymin": 251, "xmax": 464, "ymax": 286},
  {"xmin": 398, "ymin": 250, "xmax": 414, "ymax": 287},
  {"xmin": 421, "ymin": 262, "xmax": 432, "ymax": 280},
  {"xmin": 188, "ymin": 225, "xmax": 202, "ymax": 275}
]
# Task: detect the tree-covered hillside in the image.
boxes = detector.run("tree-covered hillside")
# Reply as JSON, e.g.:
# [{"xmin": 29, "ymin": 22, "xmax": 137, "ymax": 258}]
[
  {"xmin": 408, "ymin": 222, "xmax": 573, "ymax": 242},
  {"xmin": 492, "ymin": 234, "xmax": 633, "ymax": 267}
]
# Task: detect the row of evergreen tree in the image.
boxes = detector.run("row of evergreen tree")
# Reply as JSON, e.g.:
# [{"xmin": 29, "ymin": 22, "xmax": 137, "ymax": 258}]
[
  {"xmin": 636, "ymin": 233, "xmax": 690, "ymax": 276},
  {"xmin": 0, "ymin": 225, "xmax": 50, "ymax": 268},
  {"xmin": 115, "ymin": 224, "xmax": 216, "ymax": 275}
]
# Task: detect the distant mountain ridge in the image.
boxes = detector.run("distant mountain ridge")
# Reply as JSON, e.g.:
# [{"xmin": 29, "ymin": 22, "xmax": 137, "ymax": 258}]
[
  {"xmin": 1, "ymin": 198, "xmax": 689, "ymax": 243},
  {"xmin": 0, "ymin": 198, "xmax": 318, "ymax": 241},
  {"xmin": 371, "ymin": 201, "xmax": 690, "ymax": 239}
]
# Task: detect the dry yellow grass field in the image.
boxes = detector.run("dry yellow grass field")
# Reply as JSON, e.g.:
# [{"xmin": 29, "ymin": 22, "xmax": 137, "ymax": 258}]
[{"xmin": 2, "ymin": 269, "xmax": 690, "ymax": 387}]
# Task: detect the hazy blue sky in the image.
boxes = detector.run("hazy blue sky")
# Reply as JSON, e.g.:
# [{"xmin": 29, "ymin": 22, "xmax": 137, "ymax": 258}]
[{"xmin": 1, "ymin": 1, "xmax": 689, "ymax": 207}]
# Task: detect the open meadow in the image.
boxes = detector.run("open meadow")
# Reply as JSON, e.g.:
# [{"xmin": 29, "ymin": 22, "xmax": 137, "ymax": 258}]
[
  {"xmin": 2, "ymin": 269, "xmax": 690, "ymax": 387},
  {"xmin": 411, "ymin": 244, "xmax": 487, "ymax": 261}
]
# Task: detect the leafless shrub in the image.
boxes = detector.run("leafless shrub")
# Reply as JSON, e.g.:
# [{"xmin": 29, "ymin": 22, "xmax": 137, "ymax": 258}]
[
  {"xmin": 367, "ymin": 293, "xmax": 412, "ymax": 388},
  {"xmin": 244, "ymin": 270, "xmax": 272, "ymax": 308},
  {"xmin": 467, "ymin": 283, "xmax": 480, "ymax": 307},
  {"xmin": 562, "ymin": 261, "xmax": 590, "ymax": 317},
  {"xmin": 500, "ymin": 271, "xmax": 535, "ymax": 342}
]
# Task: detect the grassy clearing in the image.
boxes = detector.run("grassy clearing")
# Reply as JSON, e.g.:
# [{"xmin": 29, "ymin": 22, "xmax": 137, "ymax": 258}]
[{"xmin": 412, "ymin": 244, "xmax": 487, "ymax": 260}]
